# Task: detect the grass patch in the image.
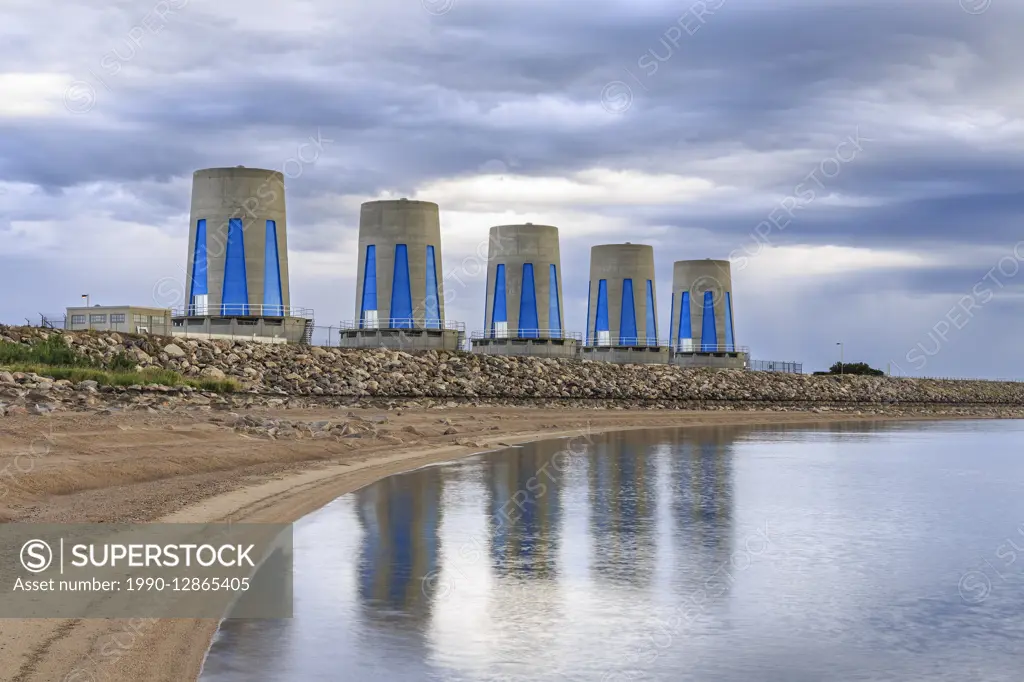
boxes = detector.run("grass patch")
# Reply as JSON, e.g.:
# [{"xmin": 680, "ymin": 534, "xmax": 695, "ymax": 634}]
[
  {"xmin": 0, "ymin": 334, "xmax": 91, "ymax": 367},
  {"xmin": 0, "ymin": 336, "xmax": 237, "ymax": 393},
  {"xmin": 1, "ymin": 364, "xmax": 238, "ymax": 393}
]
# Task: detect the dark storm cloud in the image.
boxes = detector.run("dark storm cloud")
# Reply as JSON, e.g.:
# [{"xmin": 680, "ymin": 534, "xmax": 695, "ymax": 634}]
[{"xmin": 0, "ymin": 0, "xmax": 1021, "ymax": 375}]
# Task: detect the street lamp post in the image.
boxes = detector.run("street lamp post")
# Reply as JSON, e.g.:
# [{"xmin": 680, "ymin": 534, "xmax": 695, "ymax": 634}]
[
  {"xmin": 82, "ymin": 294, "xmax": 90, "ymax": 329},
  {"xmin": 837, "ymin": 341, "xmax": 844, "ymax": 375}
]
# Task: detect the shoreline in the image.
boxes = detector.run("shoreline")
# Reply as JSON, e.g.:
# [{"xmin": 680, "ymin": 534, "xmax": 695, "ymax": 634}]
[{"xmin": 1, "ymin": 406, "xmax": 1020, "ymax": 682}]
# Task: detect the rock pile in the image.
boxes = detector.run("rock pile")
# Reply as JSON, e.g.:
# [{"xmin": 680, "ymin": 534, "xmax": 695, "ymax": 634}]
[{"xmin": 3, "ymin": 326, "xmax": 1024, "ymax": 413}]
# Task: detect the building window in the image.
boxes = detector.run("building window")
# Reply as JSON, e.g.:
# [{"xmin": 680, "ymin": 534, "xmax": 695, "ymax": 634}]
[
  {"xmin": 110, "ymin": 314, "xmax": 126, "ymax": 323},
  {"xmin": 133, "ymin": 314, "xmax": 145, "ymax": 323},
  {"xmin": 89, "ymin": 314, "xmax": 107, "ymax": 323},
  {"xmin": 71, "ymin": 315, "xmax": 86, "ymax": 324}
]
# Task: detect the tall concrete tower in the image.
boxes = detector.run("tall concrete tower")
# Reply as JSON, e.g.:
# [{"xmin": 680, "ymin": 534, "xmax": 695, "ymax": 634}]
[
  {"xmin": 343, "ymin": 199, "xmax": 461, "ymax": 350},
  {"xmin": 482, "ymin": 224, "xmax": 565, "ymax": 338},
  {"xmin": 185, "ymin": 167, "xmax": 290, "ymax": 316},
  {"xmin": 586, "ymin": 243, "xmax": 659, "ymax": 346},
  {"xmin": 354, "ymin": 199, "xmax": 445, "ymax": 329},
  {"xmin": 670, "ymin": 259, "xmax": 736, "ymax": 352}
]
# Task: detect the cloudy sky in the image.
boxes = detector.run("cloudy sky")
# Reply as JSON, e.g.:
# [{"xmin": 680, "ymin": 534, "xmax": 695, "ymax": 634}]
[{"xmin": 1, "ymin": 0, "xmax": 1022, "ymax": 377}]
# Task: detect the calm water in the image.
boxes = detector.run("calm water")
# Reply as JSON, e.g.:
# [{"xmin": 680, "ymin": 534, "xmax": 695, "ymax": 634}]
[{"xmin": 200, "ymin": 420, "xmax": 1024, "ymax": 681}]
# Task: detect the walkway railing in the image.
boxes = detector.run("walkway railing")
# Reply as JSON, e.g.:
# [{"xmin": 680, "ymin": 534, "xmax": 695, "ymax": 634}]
[
  {"xmin": 471, "ymin": 330, "xmax": 582, "ymax": 341},
  {"xmin": 172, "ymin": 305, "xmax": 314, "ymax": 318},
  {"xmin": 672, "ymin": 344, "xmax": 750, "ymax": 353},
  {"xmin": 583, "ymin": 336, "xmax": 671, "ymax": 347},
  {"xmin": 340, "ymin": 319, "xmax": 466, "ymax": 332}
]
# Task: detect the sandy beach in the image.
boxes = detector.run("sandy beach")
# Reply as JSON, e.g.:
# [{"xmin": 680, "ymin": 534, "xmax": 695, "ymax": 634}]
[{"xmin": 0, "ymin": 406, "xmax": 1012, "ymax": 682}]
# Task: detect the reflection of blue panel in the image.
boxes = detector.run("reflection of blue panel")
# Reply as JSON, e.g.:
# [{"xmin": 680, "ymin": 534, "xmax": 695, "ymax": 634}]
[
  {"xmin": 263, "ymin": 220, "xmax": 283, "ymax": 315},
  {"xmin": 519, "ymin": 263, "xmax": 539, "ymax": 338},
  {"xmin": 189, "ymin": 219, "xmax": 207, "ymax": 311},
  {"xmin": 389, "ymin": 491, "xmax": 414, "ymax": 604},
  {"xmin": 595, "ymin": 280, "xmax": 609, "ymax": 334},
  {"xmin": 701, "ymin": 290, "xmax": 717, "ymax": 351},
  {"xmin": 491, "ymin": 263, "xmax": 506, "ymax": 337},
  {"xmin": 725, "ymin": 292, "xmax": 735, "ymax": 351},
  {"xmin": 360, "ymin": 245, "xmax": 377, "ymax": 328},
  {"xmin": 678, "ymin": 292, "xmax": 691, "ymax": 341},
  {"xmin": 549, "ymin": 264, "xmax": 561, "ymax": 337},
  {"xmin": 645, "ymin": 279, "xmax": 656, "ymax": 344},
  {"xmin": 620, "ymin": 278, "xmax": 637, "ymax": 345},
  {"xmin": 425, "ymin": 245, "xmax": 440, "ymax": 329},
  {"xmin": 489, "ymin": 468, "xmax": 511, "ymax": 561},
  {"xmin": 390, "ymin": 244, "xmax": 413, "ymax": 328},
  {"xmin": 222, "ymin": 218, "xmax": 249, "ymax": 315},
  {"xmin": 585, "ymin": 281, "xmax": 591, "ymax": 344}
]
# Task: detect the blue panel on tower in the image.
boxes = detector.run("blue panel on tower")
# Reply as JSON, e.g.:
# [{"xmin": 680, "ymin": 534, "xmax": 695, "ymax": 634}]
[
  {"xmin": 585, "ymin": 280, "xmax": 591, "ymax": 344},
  {"xmin": 645, "ymin": 279, "xmax": 656, "ymax": 344},
  {"xmin": 425, "ymin": 245, "xmax": 441, "ymax": 329},
  {"xmin": 263, "ymin": 220, "xmax": 283, "ymax": 316},
  {"xmin": 491, "ymin": 263, "xmax": 507, "ymax": 337},
  {"xmin": 620, "ymin": 278, "xmax": 637, "ymax": 345},
  {"xmin": 359, "ymin": 244, "xmax": 377, "ymax": 328},
  {"xmin": 679, "ymin": 292, "xmax": 691, "ymax": 342},
  {"xmin": 549, "ymin": 264, "xmax": 561, "ymax": 338},
  {"xmin": 595, "ymin": 279, "xmax": 609, "ymax": 335},
  {"xmin": 725, "ymin": 292, "xmax": 735, "ymax": 351},
  {"xmin": 390, "ymin": 244, "xmax": 413, "ymax": 328},
  {"xmin": 222, "ymin": 218, "xmax": 249, "ymax": 315},
  {"xmin": 189, "ymin": 219, "xmax": 208, "ymax": 313},
  {"xmin": 701, "ymin": 290, "xmax": 717, "ymax": 351},
  {"xmin": 669, "ymin": 291, "xmax": 675, "ymax": 345},
  {"xmin": 518, "ymin": 263, "xmax": 539, "ymax": 338}
]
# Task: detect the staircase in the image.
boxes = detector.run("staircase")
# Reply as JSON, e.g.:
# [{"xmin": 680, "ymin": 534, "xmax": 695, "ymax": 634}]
[{"xmin": 301, "ymin": 318, "xmax": 315, "ymax": 345}]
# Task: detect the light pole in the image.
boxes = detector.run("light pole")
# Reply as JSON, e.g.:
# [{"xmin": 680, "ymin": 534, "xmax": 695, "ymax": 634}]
[
  {"xmin": 837, "ymin": 341, "xmax": 844, "ymax": 375},
  {"xmin": 82, "ymin": 294, "xmax": 90, "ymax": 329}
]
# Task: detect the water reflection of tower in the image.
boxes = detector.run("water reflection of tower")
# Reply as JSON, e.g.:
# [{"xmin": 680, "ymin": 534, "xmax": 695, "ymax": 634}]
[
  {"xmin": 670, "ymin": 427, "xmax": 736, "ymax": 591},
  {"xmin": 486, "ymin": 441, "xmax": 564, "ymax": 579},
  {"xmin": 355, "ymin": 466, "xmax": 443, "ymax": 624},
  {"xmin": 588, "ymin": 430, "xmax": 659, "ymax": 587}
]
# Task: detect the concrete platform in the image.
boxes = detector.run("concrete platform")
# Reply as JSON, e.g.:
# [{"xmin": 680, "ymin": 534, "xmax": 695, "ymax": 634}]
[
  {"xmin": 171, "ymin": 314, "xmax": 309, "ymax": 344},
  {"xmin": 580, "ymin": 344, "xmax": 670, "ymax": 365},
  {"xmin": 471, "ymin": 336, "xmax": 579, "ymax": 359},
  {"xmin": 339, "ymin": 327, "xmax": 463, "ymax": 351},
  {"xmin": 670, "ymin": 350, "xmax": 749, "ymax": 369}
]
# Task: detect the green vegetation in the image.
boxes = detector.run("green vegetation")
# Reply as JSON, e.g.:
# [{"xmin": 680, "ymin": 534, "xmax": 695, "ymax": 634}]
[
  {"xmin": 0, "ymin": 335, "xmax": 236, "ymax": 393},
  {"xmin": 813, "ymin": 362, "xmax": 886, "ymax": 377}
]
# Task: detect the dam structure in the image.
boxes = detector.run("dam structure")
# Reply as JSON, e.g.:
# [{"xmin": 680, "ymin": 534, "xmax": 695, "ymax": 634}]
[
  {"xmin": 177, "ymin": 166, "xmax": 312, "ymax": 343},
  {"xmin": 669, "ymin": 259, "xmax": 748, "ymax": 369},
  {"xmin": 470, "ymin": 224, "xmax": 580, "ymax": 358},
  {"xmin": 582, "ymin": 243, "xmax": 669, "ymax": 364},
  {"xmin": 341, "ymin": 199, "xmax": 463, "ymax": 351}
]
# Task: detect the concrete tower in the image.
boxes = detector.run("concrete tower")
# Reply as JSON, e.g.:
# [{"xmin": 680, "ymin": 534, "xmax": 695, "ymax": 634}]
[
  {"xmin": 354, "ymin": 199, "xmax": 445, "ymax": 329},
  {"xmin": 185, "ymin": 167, "xmax": 290, "ymax": 316},
  {"xmin": 471, "ymin": 223, "xmax": 577, "ymax": 358},
  {"xmin": 482, "ymin": 224, "xmax": 565, "ymax": 338},
  {"xmin": 670, "ymin": 259, "xmax": 736, "ymax": 352},
  {"xmin": 586, "ymin": 243, "xmax": 659, "ymax": 346}
]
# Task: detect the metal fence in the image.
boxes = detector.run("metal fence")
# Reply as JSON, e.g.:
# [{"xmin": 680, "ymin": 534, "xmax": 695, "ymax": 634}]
[
  {"xmin": 170, "ymin": 304, "xmax": 314, "ymax": 318},
  {"xmin": 339, "ymin": 319, "xmax": 465, "ymax": 331},
  {"xmin": 750, "ymin": 359, "xmax": 803, "ymax": 374},
  {"xmin": 470, "ymin": 330, "xmax": 583, "ymax": 341}
]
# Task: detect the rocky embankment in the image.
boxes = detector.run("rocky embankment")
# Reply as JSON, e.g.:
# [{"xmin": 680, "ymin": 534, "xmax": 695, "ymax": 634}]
[{"xmin": 2, "ymin": 326, "xmax": 1024, "ymax": 417}]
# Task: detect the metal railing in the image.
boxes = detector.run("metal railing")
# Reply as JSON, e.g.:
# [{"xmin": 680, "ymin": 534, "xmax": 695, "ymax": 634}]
[
  {"xmin": 750, "ymin": 359, "xmax": 802, "ymax": 374},
  {"xmin": 583, "ymin": 336, "xmax": 671, "ymax": 348},
  {"xmin": 171, "ymin": 305, "xmax": 314, "ymax": 318},
  {"xmin": 340, "ymin": 319, "xmax": 466, "ymax": 332},
  {"xmin": 672, "ymin": 344, "xmax": 750, "ymax": 354},
  {"xmin": 471, "ymin": 330, "xmax": 583, "ymax": 341}
]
